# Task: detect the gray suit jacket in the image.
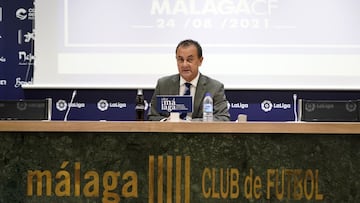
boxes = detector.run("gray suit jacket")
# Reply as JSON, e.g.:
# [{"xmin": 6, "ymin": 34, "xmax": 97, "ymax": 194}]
[{"xmin": 148, "ymin": 73, "xmax": 230, "ymax": 121}]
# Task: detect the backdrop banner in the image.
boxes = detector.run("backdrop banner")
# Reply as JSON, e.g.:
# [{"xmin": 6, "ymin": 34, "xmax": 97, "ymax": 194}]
[{"xmin": 1, "ymin": 1, "xmax": 360, "ymax": 121}]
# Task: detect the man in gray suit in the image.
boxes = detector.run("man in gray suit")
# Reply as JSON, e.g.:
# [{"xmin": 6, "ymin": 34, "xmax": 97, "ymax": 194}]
[{"xmin": 148, "ymin": 39, "xmax": 230, "ymax": 121}]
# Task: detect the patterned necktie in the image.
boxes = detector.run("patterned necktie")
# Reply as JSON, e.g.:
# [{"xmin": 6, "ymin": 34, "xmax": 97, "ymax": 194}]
[{"xmin": 180, "ymin": 82, "xmax": 191, "ymax": 119}]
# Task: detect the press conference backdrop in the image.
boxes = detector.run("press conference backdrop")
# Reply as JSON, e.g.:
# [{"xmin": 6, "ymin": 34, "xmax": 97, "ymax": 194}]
[
  {"xmin": 33, "ymin": 0, "xmax": 360, "ymax": 89},
  {"xmin": 1, "ymin": 1, "xmax": 360, "ymax": 121}
]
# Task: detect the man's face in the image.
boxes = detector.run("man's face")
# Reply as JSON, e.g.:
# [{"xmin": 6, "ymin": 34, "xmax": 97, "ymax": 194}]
[{"xmin": 176, "ymin": 45, "xmax": 203, "ymax": 82}]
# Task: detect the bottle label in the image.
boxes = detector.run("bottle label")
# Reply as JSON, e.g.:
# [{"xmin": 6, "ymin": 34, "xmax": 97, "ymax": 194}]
[
  {"xmin": 135, "ymin": 104, "xmax": 145, "ymax": 110},
  {"xmin": 203, "ymin": 104, "xmax": 213, "ymax": 113}
]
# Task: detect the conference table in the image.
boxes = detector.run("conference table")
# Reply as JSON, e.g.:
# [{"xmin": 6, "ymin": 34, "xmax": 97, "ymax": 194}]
[{"xmin": 0, "ymin": 121, "xmax": 359, "ymax": 202}]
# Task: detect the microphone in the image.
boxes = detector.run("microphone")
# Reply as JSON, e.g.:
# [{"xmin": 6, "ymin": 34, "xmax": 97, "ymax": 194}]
[
  {"xmin": 293, "ymin": 93, "xmax": 298, "ymax": 122},
  {"xmin": 135, "ymin": 89, "xmax": 145, "ymax": 121},
  {"xmin": 64, "ymin": 90, "xmax": 77, "ymax": 121}
]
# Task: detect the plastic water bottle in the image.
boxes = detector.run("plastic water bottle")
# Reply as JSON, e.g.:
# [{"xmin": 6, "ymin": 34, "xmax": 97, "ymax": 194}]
[
  {"xmin": 203, "ymin": 92, "xmax": 213, "ymax": 122},
  {"xmin": 135, "ymin": 89, "xmax": 145, "ymax": 121}
]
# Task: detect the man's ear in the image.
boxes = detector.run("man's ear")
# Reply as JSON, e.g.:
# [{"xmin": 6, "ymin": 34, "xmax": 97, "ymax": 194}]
[{"xmin": 199, "ymin": 56, "xmax": 204, "ymax": 65}]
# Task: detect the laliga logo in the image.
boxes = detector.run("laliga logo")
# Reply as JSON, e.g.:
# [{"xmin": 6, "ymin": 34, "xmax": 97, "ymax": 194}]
[
  {"xmin": 56, "ymin": 100, "xmax": 85, "ymax": 111},
  {"xmin": 97, "ymin": 100, "xmax": 109, "ymax": 111},
  {"xmin": 261, "ymin": 100, "xmax": 273, "ymax": 112},
  {"xmin": 305, "ymin": 103, "xmax": 316, "ymax": 112},
  {"xmin": 0, "ymin": 79, "xmax": 6, "ymax": 86},
  {"xmin": 346, "ymin": 102, "xmax": 357, "ymax": 112},
  {"xmin": 261, "ymin": 100, "xmax": 291, "ymax": 112},
  {"xmin": 97, "ymin": 100, "xmax": 129, "ymax": 111},
  {"xmin": 17, "ymin": 101, "xmax": 27, "ymax": 111},
  {"xmin": 56, "ymin": 100, "xmax": 68, "ymax": 111}
]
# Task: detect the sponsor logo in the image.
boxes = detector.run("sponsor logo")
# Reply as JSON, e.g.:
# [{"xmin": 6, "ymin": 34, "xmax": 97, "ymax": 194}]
[
  {"xmin": 305, "ymin": 103, "xmax": 316, "ymax": 112},
  {"xmin": 0, "ymin": 79, "xmax": 6, "ymax": 86},
  {"xmin": 230, "ymin": 102, "xmax": 249, "ymax": 109},
  {"xmin": 16, "ymin": 8, "xmax": 27, "ymax": 20},
  {"xmin": 305, "ymin": 102, "xmax": 357, "ymax": 113},
  {"xmin": 261, "ymin": 100, "xmax": 273, "ymax": 112},
  {"xmin": 56, "ymin": 100, "xmax": 68, "ymax": 111},
  {"xmin": 18, "ymin": 29, "xmax": 35, "ymax": 44},
  {"xmin": 56, "ymin": 100, "xmax": 86, "ymax": 111},
  {"xmin": 97, "ymin": 99, "xmax": 127, "ymax": 111},
  {"xmin": 14, "ymin": 77, "xmax": 33, "ymax": 88},
  {"xmin": 18, "ymin": 51, "xmax": 35, "ymax": 65},
  {"xmin": 261, "ymin": 100, "xmax": 291, "ymax": 112},
  {"xmin": 16, "ymin": 7, "xmax": 35, "ymax": 20},
  {"xmin": 346, "ymin": 103, "xmax": 357, "ymax": 112},
  {"xmin": 17, "ymin": 101, "xmax": 27, "ymax": 111},
  {"xmin": 97, "ymin": 100, "xmax": 109, "ymax": 111}
]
